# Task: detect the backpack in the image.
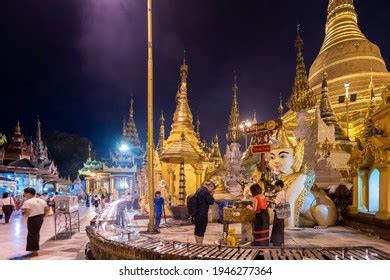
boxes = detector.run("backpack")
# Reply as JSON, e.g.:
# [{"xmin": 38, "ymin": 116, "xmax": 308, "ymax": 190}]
[{"xmin": 187, "ymin": 194, "xmax": 198, "ymax": 217}]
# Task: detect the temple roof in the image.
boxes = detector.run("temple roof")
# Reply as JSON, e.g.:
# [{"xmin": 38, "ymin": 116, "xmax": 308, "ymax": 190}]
[
  {"xmin": 161, "ymin": 133, "xmax": 203, "ymax": 163},
  {"xmin": 8, "ymin": 158, "xmax": 35, "ymax": 168}
]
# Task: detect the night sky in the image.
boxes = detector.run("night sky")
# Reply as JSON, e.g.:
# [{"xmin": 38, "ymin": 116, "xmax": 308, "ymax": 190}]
[{"xmin": 2, "ymin": 0, "xmax": 390, "ymax": 157}]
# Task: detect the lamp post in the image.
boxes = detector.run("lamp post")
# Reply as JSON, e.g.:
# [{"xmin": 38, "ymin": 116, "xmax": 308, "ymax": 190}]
[
  {"xmin": 239, "ymin": 120, "xmax": 252, "ymax": 149},
  {"xmin": 146, "ymin": 0, "xmax": 156, "ymax": 233},
  {"xmin": 344, "ymin": 82, "xmax": 350, "ymax": 139}
]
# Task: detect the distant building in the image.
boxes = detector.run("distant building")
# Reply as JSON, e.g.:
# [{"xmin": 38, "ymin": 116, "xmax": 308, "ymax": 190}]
[
  {"xmin": 78, "ymin": 96, "xmax": 144, "ymax": 199},
  {"xmin": 0, "ymin": 119, "xmax": 58, "ymax": 196}
]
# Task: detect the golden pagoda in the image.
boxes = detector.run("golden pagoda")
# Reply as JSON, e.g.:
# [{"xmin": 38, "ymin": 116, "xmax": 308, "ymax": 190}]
[
  {"xmin": 284, "ymin": 0, "xmax": 390, "ymax": 140},
  {"xmin": 156, "ymin": 58, "xmax": 213, "ymax": 203}
]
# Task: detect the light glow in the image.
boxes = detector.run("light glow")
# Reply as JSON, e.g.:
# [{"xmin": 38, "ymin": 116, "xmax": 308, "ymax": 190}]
[{"xmin": 119, "ymin": 143, "xmax": 129, "ymax": 152}]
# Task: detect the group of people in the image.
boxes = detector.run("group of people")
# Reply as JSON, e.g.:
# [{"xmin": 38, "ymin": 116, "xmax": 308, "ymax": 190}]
[
  {"xmin": 189, "ymin": 179, "xmax": 287, "ymax": 246},
  {"xmin": 249, "ymin": 180, "xmax": 286, "ymax": 246}
]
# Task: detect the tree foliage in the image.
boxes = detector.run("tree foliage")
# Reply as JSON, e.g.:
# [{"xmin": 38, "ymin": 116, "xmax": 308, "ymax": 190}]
[{"xmin": 45, "ymin": 131, "xmax": 91, "ymax": 180}]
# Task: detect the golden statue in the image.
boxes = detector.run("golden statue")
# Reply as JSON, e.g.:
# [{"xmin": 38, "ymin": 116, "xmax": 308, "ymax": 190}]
[
  {"xmin": 269, "ymin": 126, "xmax": 337, "ymax": 227},
  {"xmin": 139, "ymin": 194, "xmax": 149, "ymax": 215},
  {"xmin": 226, "ymin": 227, "xmax": 238, "ymax": 246}
]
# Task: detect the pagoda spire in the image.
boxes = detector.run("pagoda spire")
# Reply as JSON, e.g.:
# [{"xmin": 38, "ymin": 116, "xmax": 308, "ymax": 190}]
[
  {"xmin": 212, "ymin": 132, "xmax": 223, "ymax": 167},
  {"xmin": 124, "ymin": 95, "xmax": 142, "ymax": 148},
  {"xmin": 196, "ymin": 115, "xmax": 201, "ymax": 140},
  {"xmin": 88, "ymin": 143, "xmax": 92, "ymax": 162},
  {"xmin": 288, "ymin": 26, "xmax": 316, "ymax": 112},
  {"xmin": 15, "ymin": 121, "xmax": 21, "ymax": 135},
  {"xmin": 34, "ymin": 116, "xmax": 48, "ymax": 164},
  {"xmin": 321, "ymin": 0, "xmax": 365, "ymax": 54},
  {"xmin": 170, "ymin": 55, "xmax": 195, "ymax": 136},
  {"xmin": 252, "ymin": 110, "xmax": 257, "ymax": 124},
  {"xmin": 158, "ymin": 110, "xmax": 165, "ymax": 154},
  {"xmin": 361, "ymin": 79, "xmax": 377, "ymax": 141},
  {"xmin": 227, "ymin": 74, "xmax": 241, "ymax": 143},
  {"xmin": 319, "ymin": 71, "xmax": 349, "ymax": 141},
  {"xmin": 278, "ymin": 93, "xmax": 284, "ymax": 119}
]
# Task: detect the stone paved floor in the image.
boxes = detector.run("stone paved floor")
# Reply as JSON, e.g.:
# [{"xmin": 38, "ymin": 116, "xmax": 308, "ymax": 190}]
[
  {"xmin": 1, "ymin": 208, "xmax": 390, "ymax": 260},
  {"xmin": 0, "ymin": 206, "xmax": 96, "ymax": 260}
]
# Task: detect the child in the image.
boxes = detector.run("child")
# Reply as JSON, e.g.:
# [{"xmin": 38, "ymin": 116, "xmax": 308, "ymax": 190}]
[{"xmin": 154, "ymin": 191, "xmax": 164, "ymax": 228}]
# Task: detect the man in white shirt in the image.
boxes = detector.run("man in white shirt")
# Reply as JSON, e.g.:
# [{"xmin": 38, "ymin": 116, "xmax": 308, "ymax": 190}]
[{"xmin": 22, "ymin": 187, "xmax": 49, "ymax": 257}]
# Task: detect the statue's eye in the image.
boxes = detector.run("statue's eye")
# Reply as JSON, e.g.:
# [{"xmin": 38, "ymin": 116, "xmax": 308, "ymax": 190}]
[
  {"xmin": 280, "ymin": 154, "xmax": 287, "ymax": 159},
  {"xmin": 270, "ymin": 155, "xmax": 275, "ymax": 160}
]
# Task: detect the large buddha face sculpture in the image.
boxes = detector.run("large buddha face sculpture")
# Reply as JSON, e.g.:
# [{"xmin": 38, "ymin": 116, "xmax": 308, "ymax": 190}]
[
  {"xmin": 268, "ymin": 126, "xmax": 304, "ymax": 176},
  {"xmin": 269, "ymin": 147, "xmax": 295, "ymax": 176}
]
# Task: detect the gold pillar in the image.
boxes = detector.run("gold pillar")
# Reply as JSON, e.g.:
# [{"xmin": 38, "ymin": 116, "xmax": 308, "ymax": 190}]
[
  {"xmin": 146, "ymin": 0, "xmax": 155, "ymax": 232},
  {"xmin": 350, "ymin": 170, "xmax": 359, "ymax": 214},
  {"xmin": 195, "ymin": 169, "xmax": 202, "ymax": 189},
  {"xmin": 110, "ymin": 177, "xmax": 114, "ymax": 198},
  {"xmin": 86, "ymin": 179, "xmax": 90, "ymax": 195},
  {"xmin": 168, "ymin": 167, "xmax": 175, "ymax": 202},
  {"xmin": 360, "ymin": 170, "xmax": 369, "ymax": 212},
  {"xmin": 376, "ymin": 165, "xmax": 390, "ymax": 220}
]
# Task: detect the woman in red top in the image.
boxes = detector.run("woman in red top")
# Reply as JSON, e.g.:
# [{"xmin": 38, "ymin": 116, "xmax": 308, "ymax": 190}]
[{"xmin": 249, "ymin": 183, "xmax": 269, "ymax": 246}]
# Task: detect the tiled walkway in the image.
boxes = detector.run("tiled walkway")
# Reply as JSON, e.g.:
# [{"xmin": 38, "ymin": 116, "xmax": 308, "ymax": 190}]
[{"xmin": 0, "ymin": 206, "xmax": 96, "ymax": 260}]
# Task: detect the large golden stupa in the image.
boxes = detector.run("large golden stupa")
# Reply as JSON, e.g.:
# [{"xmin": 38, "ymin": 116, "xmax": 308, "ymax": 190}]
[{"xmin": 285, "ymin": 0, "xmax": 390, "ymax": 140}]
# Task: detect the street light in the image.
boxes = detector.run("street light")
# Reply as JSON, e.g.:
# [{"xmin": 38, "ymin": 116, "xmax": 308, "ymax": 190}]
[
  {"xmin": 344, "ymin": 82, "xmax": 350, "ymax": 139},
  {"xmin": 119, "ymin": 143, "xmax": 129, "ymax": 152},
  {"xmin": 239, "ymin": 120, "xmax": 252, "ymax": 149}
]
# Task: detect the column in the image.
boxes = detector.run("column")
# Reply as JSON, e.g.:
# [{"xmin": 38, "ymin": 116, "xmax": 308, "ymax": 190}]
[
  {"xmin": 349, "ymin": 170, "xmax": 359, "ymax": 214},
  {"xmin": 109, "ymin": 177, "xmax": 114, "ymax": 198},
  {"xmin": 360, "ymin": 170, "xmax": 369, "ymax": 212},
  {"xmin": 376, "ymin": 165, "xmax": 390, "ymax": 220}
]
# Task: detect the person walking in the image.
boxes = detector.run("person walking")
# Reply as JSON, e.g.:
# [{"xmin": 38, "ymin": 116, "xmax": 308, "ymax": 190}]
[
  {"xmin": 249, "ymin": 184, "xmax": 269, "ymax": 246},
  {"xmin": 22, "ymin": 187, "xmax": 49, "ymax": 257},
  {"xmin": 0, "ymin": 193, "xmax": 15, "ymax": 224},
  {"xmin": 193, "ymin": 180, "xmax": 216, "ymax": 244},
  {"xmin": 270, "ymin": 180, "xmax": 287, "ymax": 246},
  {"xmin": 153, "ymin": 191, "xmax": 164, "ymax": 228}
]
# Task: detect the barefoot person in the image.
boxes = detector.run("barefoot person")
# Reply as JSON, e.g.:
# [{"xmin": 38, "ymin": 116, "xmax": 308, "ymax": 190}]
[
  {"xmin": 22, "ymin": 187, "xmax": 49, "ymax": 257},
  {"xmin": 248, "ymin": 184, "xmax": 269, "ymax": 246},
  {"xmin": 270, "ymin": 180, "xmax": 287, "ymax": 246},
  {"xmin": 193, "ymin": 180, "xmax": 216, "ymax": 244}
]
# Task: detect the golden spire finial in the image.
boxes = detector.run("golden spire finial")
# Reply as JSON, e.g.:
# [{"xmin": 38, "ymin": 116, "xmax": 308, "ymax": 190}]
[
  {"xmin": 228, "ymin": 73, "xmax": 241, "ymax": 143},
  {"xmin": 130, "ymin": 93, "xmax": 134, "ymax": 118},
  {"xmin": 158, "ymin": 110, "xmax": 165, "ymax": 154},
  {"xmin": 278, "ymin": 93, "xmax": 284, "ymax": 119},
  {"xmin": 171, "ymin": 59, "xmax": 195, "ymax": 135},
  {"xmin": 122, "ymin": 116, "xmax": 126, "ymax": 137},
  {"xmin": 196, "ymin": 114, "xmax": 201, "ymax": 140},
  {"xmin": 288, "ymin": 27, "xmax": 316, "ymax": 112},
  {"xmin": 180, "ymin": 50, "xmax": 188, "ymax": 85}
]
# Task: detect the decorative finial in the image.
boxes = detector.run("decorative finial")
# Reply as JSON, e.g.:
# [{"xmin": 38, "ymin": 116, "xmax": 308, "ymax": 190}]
[
  {"xmin": 183, "ymin": 49, "xmax": 186, "ymax": 65},
  {"xmin": 278, "ymin": 93, "xmax": 284, "ymax": 119},
  {"xmin": 15, "ymin": 120, "xmax": 21, "ymax": 134},
  {"xmin": 130, "ymin": 93, "xmax": 134, "ymax": 118},
  {"xmin": 252, "ymin": 110, "xmax": 257, "ymax": 123},
  {"xmin": 297, "ymin": 23, "xmax": 301, "ymax": 36},
  {"xmin": 88, "ymin": 143, "xmax": 92, "ymax": 162}
]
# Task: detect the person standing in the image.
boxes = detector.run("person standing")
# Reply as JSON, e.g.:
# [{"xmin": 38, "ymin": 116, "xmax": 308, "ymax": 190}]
[
  {"xmin": 153, "ymin": 191, "xmax": 164, "ymax": 228},
  {"xmin": 270, "ymin": 180, "xmax": 287, "ymax": 246},
  {"xmin": 193, "ymin": 180, "xmax": 216, "ymax": 244},
  {"xmin": 101, "ymin": 194, "xmax": 106, "ymax": 209},
  {"xmin": 125, "ymin": 192, "xmax": 132, "ymax": 210},
  {"xmin": 22, "ymin": 187, "xmax": 49, "ymax": 257},
  {"xmin": 249, "ymin": 184, "xmax": 269, "ymax": 246},
  {"xmin": 0, "ymin": 193, "xmax": 15, "ymax": 224}
]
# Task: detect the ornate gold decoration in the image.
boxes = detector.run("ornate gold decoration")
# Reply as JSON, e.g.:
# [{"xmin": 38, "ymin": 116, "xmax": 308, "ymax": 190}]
[
  {"xmin": 272, "ymin": 125, "xmax": 294, "ymax": 149},
  {"xmin": 158, "ymin": 111, "xmax": 165, "ymax": 154},
  {"xmin": 319, "ymin": 71, "xmax": 348, "ymax": 141},
  {"xmin": 292, "ymin": 140, "xmax": 305, "ymax": 173},
  {"xmin": 295, "ymin": 170, "xmax": 316, "ymax": 226},
  {"xmin": 287, "ymin": 27, "xmax": 316, "ymax": 112},
  {"xmin": 227, "ymin": 75, "xmax": 241, "ymax": 143}
]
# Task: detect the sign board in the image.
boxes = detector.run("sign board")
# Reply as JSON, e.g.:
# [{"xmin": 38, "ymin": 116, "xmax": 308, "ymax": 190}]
[
  {"xmin": 244, "ymin": 119, "xmax": 283, "ymax": 134},
  {"xmin": 251, "ymin": 144, "xmax": 271, "ymax": 154}
]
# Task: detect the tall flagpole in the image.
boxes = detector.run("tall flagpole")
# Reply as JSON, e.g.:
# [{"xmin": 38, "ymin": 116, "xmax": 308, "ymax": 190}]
[{"xmin": 147, "ymin": 0, "xmax": 156, "ymax": 232}]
